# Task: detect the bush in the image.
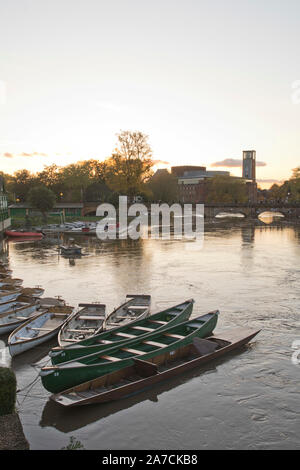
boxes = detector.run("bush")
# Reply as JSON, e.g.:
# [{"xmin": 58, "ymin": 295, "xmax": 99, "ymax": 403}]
[{"xmin": 0, "ymin": 367, "xmax": 17, "ymax": 416}]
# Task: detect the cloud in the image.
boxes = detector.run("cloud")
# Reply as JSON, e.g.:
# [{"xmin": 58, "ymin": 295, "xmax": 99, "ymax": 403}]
[
  {"xmin": 2, "ymin": 151, "xmax": 48, "ymax": 159},
  {"xmin": 152, "ymin": 159, "xmax": 170, "ymax": 166},
  {"xmin": 212, "ymin": 158, "xmax": 267, "ymax": 168},
  {"xmin": 257, "ymin": 179, "xmax": 283, "ymax": 184}
]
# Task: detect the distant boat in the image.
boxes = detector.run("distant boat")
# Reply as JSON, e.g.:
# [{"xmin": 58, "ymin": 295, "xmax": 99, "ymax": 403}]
[
  {"xmin": 60, "ymin": 238, "xmax": 82, "ymax": 255},
  {"xmin": 8, "ymin": 305, "xmax": 74, "ymax": 356},
  {"xmin": 50, "ymin": 327, "xmax": 260, "ymax": 408},
  {"xmin": 5, "ymin": 230, "xmax": 43, "ymax": 238},
  {"xmin": 40, "ymin": 311, "xmax": 218, "ymax": 393}
]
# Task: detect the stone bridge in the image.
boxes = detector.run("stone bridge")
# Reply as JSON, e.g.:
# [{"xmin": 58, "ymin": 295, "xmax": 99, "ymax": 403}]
[
  {"xmin": 83, "ymin": 202, "xmax": 300, "ymax": 219},
  {"xmin": 203, "ymin": 203, "xmax": 300, "ymax": 219}
]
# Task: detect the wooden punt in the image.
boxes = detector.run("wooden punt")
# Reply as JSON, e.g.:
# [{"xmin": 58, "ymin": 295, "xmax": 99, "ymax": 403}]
[
  {"xmin": 8, "ymin": 305, "xmax": 74, "ymax": 356},
  {"xmin": 58, "ymin": 304, "xmax": 106, "ymax": 347},
  {"xmin": 51, "ymin": 327, "xmax": 260, "ymax": 407},
  {"xmin": 40, "ymin": 311, "xmax": 218, "ymax": 393},
  {"xmin": 49, "ymin": 299, "xmax": 193, "ymax": 365},
  {"xmin": 0, "ymin": 301, "xmax": 42, "ymax": 335}
]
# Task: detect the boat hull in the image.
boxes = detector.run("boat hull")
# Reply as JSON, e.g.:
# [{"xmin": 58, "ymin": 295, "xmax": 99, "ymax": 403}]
[
  {"xmin": 41, "ymin": 312, "xmax": 218, "ymax": 393},
  {"xmin": 51, "ymin": 328, "xmax": 260, "ymax": 407},
  {"xmin": 50, "ymin": 299, "xmax": 193, "ymax": 365},
  {"xmin": 0, "ymin": 304, "xmax": 40, "ymax": 335}
]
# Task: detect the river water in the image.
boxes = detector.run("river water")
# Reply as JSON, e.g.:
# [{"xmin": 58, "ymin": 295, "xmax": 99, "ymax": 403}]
[{"xmin": 0, "ymin": 220, "xmax": 299, "ymax": 450}]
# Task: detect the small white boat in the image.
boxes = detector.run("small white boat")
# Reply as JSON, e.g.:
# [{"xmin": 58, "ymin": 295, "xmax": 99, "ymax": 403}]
[
  {"xmin": 58, "ymin": 303, "xmax": 106, "ymax": 347},
  {"xmin": 8, "ymin": 305, "xmax": 74, "ymax": 356},
  {"xmin": 37, "ymin": 297, "xmax": 66, "ymax": 308},
  {"xmin": 0, "ymin": 278, "xmax": 23, "ymax": 288},
  {"xmin": 104, "ymin": 294, "xmax": 151, "ymax": 330},
  {"xmin": 20, "ymin": 287, "xmax": 45, "ymax": 298},
  {"xmin": 0, "ymin": 302, "xmax": 42, "ymax": 335},
  {"xmin": 0, "ymin": 287, "xmax": 22, "ymax": 304},
  {"xmin": 0, "ymin": 270, "xmax": 13, "ymax": 278}
]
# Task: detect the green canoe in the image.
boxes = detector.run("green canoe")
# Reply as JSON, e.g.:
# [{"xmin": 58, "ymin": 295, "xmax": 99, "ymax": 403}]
[
  {"xmin": 40, "ymin": 311, "xmax": 219, "ymax": 393},
  {"xmin": 49, "ymin": 299, "xmax": 195, "ymax": 365}
]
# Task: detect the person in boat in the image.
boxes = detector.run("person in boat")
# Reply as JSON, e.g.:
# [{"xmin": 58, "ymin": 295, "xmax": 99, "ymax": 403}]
[{"xmin": 104, "ymin": 223, "xmax": 109, "ymax": 231}]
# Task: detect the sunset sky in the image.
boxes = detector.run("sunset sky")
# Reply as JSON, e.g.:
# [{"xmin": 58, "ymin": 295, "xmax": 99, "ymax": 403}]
[{"xmin": 1, "ymin": 0, "xmax": 300, "ymax": 187}]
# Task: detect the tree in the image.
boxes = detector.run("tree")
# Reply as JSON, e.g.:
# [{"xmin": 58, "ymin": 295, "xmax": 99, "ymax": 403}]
[
  {"xmin": 27, "ymin": 186, "xmax": 56, "ymax": 223},
  {"xmin": 206, "ymin": 176, "xmax": 248, "ymax": 204},
  {"xmin": 105, "ymin": 131, "xmax": 154, "ymax": 198},
  {"xmin": 147, "ymin": 169, "xmax": 178, "ymax": 203},
  {"xmin": 9, "ymin": 169, "xmax": 37, "ymax": 202}
]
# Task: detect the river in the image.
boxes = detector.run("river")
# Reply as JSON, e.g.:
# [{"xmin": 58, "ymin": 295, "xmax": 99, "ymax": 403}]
[{"xmin": 0, "ymin": 220, "xmax": 299, "ymax": 450}]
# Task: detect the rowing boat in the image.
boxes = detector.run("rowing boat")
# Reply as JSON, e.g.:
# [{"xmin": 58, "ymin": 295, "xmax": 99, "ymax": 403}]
[
  {"xmin": 58, "ymin": 303, "xmax": 106, "ymax": 347},
  {"xmin": 0, "ymin": 301, "xmax": 43, "ymax": 335},
  {"xmin": 0, "ymin": 287, "xmax": 22, "ymax": 304},
  {"xmin": 49, "ymin": 299, "xmax": 193, "ymax": 365},
  {"xmin": 0, "ymin": 278, "xmax": 23, "ymax": 287},
  {"xmin": 5, "ymin": 230, "xmax": 43, "ymax": 238},
  {"xmin": 50, "ymin": 327, "xmax": 260, "ymax": 407},
  {"xmin": 105, "ymin": 294, "xmax": 151, "ymax": 330},
  {"xmin": 20, "ymin": 287, "xmax": 44, "ymax": 298},
  {"xmin": 8, "ymin": 305, "xmax": 74, "ymax": 356},
  {"xmin": 40, "ymin": 311, "xmax": 218, "ymax": 393}
]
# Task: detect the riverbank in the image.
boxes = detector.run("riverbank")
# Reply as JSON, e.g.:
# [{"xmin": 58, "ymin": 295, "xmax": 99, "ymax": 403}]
[{"xmin": 0, "ymin": 413, "xmax": 29, "ymax": 450}]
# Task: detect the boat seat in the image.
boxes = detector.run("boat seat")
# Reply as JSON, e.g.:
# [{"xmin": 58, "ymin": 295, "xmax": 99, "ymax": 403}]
[
  {"xmin": 106, "ymin": 321, "xmax": 121, "ymax": 326},
  {"xmin": 126, "ymin": 306, "xmax": 147, "ymax": 310},
  {"xmin": 114, "ymin": 332, "xmax": 136, "ymax": 338},
  {"xmin": 149, "ymin": 320, "xmax": 167, "ymax": 325},
  {"xmin": 163, "ymin": 333, "xmax": 184, "ymax": 339},
  {"xmin": 78, "ymin": 315, "xmax": 105, "ymax": 321},
  {"xmin": 100, "ymin": 354, "xmax": 120, "ymax": 362},
  {"xmin": 15, "ymin": 336, "xmax": 30, "ymax": 341},
  {"xmin": 121, "ymin": 347, "xmax": 144, "ymax": 355},
  {"xmin": 115, "ymin": 315, "xmax": 137, "ymax": 320},
  {"xmin": 62, "ymin": 338, "xmax": 78, "ymax": 342},
  {"xmin": 27, "ymin": 327, "xmax": 53, "ymax": 332},
  {"xmin": 142, "ymin": 340, "xmax": 166, "ymax": 348},
  {"xmin": 65, "ymin": 328, "xmax": 95, "ymax": 334},
  {"xmin": 131, "ymin": 326, "xmax": 154, "ymax": 332}
]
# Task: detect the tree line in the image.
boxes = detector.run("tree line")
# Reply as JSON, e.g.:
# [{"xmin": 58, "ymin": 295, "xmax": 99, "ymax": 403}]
[{"xmin": 1, "ymin": 131, "xmax": 178, "ymax": 208}]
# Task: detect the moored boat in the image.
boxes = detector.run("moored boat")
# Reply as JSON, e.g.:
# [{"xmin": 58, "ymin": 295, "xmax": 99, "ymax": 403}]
[
  {"xmin": 5, "ymin": 230, "xmax": 43, "ymax": 238},
  {"xmin": 20, "ymin": 287, "xmax": 44, "ymax": 298},
  {"xmin": 40, "ymin": 311, "xmax": 218, "ymax": 393},
  {"xmin": 49, "ymin": 299, "xmax": 193, "ymax": 365},
  {"xmin": 0, "ymin": 278, "xmax": 23, "ymax": 288},
  {"xmin": 0, "ymin": 287, "xmax": 22, "ymax": 304},
  {"xmin": 104, "ymin": 294, "xmax": 151, "ymax": 330},
  {"xmin": 58, "ymin": 303, "xmax": 106, "ymax": 347},
  {"xmin": 0, "ymin": 301, "xmax": 43, "ymax": 335},
  {"xmin": 50, "ymin": 327, "xmax": 260, "ymax": 407},
  {"xmin": 8, "ymin": 305, "xmax": 74, "ymax": 356}
]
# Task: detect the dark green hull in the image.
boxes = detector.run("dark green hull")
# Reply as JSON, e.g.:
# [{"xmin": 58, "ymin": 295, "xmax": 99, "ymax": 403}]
[
  {"xmin": 50, "ymin": 300, "xmax": 194, "ymax": 365},
  {"xmin": 40, "ymin": 312, "xmax": 218, "ymax": 393}
]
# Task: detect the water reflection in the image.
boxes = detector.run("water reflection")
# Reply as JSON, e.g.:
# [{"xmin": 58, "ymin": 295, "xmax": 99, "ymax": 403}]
[
  {"xmin": 4, "ymin": 223, "xmax": 300, "ymax": 449},
  {"xmin": 258, "ymin": 211, "xmax": 285, "ymax": 225},
  {"xmin": 40, "ymin": 347, "xmax": 248, "ymax": 433}
]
